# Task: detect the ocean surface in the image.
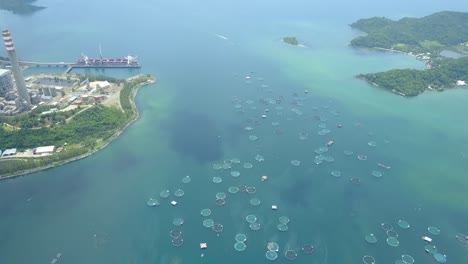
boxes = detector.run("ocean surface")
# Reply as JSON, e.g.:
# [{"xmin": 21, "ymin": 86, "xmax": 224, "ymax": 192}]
[{"xmin": 1, "ymin": 0, "xmax": 468, "ymax": 263}]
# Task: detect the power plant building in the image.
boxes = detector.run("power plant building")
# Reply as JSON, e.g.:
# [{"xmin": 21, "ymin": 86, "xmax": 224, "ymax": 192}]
[
  {"xmin": 0, "ymin": 69, "xmax": 13, "ymax": 97},
  {"xmin": 2, "ymin": 29, "xmax": 31, "ymax": 110}
]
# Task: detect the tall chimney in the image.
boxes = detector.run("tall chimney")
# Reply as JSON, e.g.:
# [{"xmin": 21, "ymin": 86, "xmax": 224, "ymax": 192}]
[{"xmin": 2, "ymin": 29, "xmax": 31, "ymax": 107}]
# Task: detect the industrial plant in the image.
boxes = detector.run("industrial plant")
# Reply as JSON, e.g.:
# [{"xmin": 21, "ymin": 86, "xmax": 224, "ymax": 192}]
[
  {"xmin": 1, "ymin": 30, "xmax": 31, "ymax": 113},
  {"xmin": 0, "ymin": 29, "xmax": 140, "ymax": 115}
]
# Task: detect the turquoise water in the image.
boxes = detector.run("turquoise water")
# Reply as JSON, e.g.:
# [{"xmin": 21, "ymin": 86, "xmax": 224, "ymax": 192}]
[{"xmin": 1, "ymin": 0, "xmax": 468, "ymax": 263}]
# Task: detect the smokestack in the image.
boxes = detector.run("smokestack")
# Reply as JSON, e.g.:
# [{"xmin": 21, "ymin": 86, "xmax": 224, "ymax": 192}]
[{"xmin": 2, "ymin": 29, "xmax": 31, "ymax": 107}]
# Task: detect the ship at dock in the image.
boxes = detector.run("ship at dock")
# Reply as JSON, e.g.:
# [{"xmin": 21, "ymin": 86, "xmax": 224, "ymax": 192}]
[
  {"xmin": 74, "ymin": 45, "xmax": 140, "ymax": 68},
  {"xmin": 75, "ymin": 54, "xmax": 140, "ymax": 68}
]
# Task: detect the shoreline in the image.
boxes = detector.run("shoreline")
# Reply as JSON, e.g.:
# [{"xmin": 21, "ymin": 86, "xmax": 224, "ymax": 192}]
[
  {"xmin": 356, "ymin": 74, "xmax": 409, "ymax": 97},
  {"xmin": 0, "ymin": 75, "xmax": 156, "ymax": 180},
  {"xmin": 361, "ymin": 46, "xmax": 434, "ymax": 68}
]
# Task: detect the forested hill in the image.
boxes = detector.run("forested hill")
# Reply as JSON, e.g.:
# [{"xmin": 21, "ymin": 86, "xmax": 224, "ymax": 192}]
[
  {"xmin": 350, "ymin": 11, "xmax": 468, "ymax": 53},
  {"xmin": 0, "ymin": 0, "xmax": 45, "ymax": 15},
  {"xmin": 359, "ymin": 57, "xmax": 468, "ymax": 96}
]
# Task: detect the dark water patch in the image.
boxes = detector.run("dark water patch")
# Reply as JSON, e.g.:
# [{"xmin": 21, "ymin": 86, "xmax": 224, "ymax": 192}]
[
  {"xmin": 281, "ymin": 177, "xmax": 313, "ymax": 207},
  {"xmin": 341, "ymin": 180, "xmax": 372, "ymax": 218},
  {"xmin": 164, "ymin": 111, "xmax": 223, "ymax": 163},
  {"xmin": 223, "ymin": 122, "xmax": 244, "ymax": 147},
  {"xmin": 111, "ymin": 153, "xmax": 143, "ymax": 174}
]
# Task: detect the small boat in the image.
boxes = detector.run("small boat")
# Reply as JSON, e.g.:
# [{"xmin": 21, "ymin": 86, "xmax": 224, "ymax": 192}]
[
  {"xmin": 327, "ymin": 140, "xmax": 334, "ymax": 146},
  {"xmin": 422, "ymin": 236, "xmax": 432, "ymax": 243},
  {"xmin": 378, "ymin": 163, "xmax": 391, "ymax": 169}
]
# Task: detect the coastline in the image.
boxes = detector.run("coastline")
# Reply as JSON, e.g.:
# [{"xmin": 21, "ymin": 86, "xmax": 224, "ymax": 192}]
[
  {"xmin": 352, "ymin": 45, "xmax": 439, "ymax": 97},
  {"xmin": 0, "ymin": 75, "xmax": 156, "ymax": 180},
  {"xmin": 356, "ymin": 74, "xmax": 409, "ymax": 97}
]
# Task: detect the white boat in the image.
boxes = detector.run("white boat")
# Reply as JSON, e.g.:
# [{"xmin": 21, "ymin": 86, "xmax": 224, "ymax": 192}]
[{"xmin": 422, "ymin": 236, "xmax": 432, "ymax": 243}]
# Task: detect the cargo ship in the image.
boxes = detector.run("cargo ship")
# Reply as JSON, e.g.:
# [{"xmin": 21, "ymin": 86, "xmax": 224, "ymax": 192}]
[
  {"xmin": 74, "ymin": 45, "xmax": 141, "ymax": 68},
  {"xmin": 75, "ymin": 54, "xmax": 140, "ymax": 68}
]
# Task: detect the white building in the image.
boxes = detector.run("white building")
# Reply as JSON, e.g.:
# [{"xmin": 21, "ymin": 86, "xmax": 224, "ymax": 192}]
[
  {"xmin": 34, "ymin": 146, "xmax": 55, "ymax": 155},
  {"xmin": 95, "ymin": 81, "xmax": 110, "ymax": 89},
  {"xmin": 89, "ymin": 81, "xmax": 110, "ymax": 89},
  {"xmin": 456, "ymin": 80, "xmax": 467, "ymax": 86},
  {"xmin": 2, "ymin": 148, "xmax": 17, "ymax": 157}
]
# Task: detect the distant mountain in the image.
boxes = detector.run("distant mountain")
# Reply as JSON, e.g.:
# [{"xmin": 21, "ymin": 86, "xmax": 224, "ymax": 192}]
[
  {"xmin": 350, "ymin": 11, "xmax": 468, "ymax": 53},
  {"xmin": 0, "ymin": 0, "xmax": 45, "ymax": 15},
  {"xmin": 351, "ymin": 11, "xmax": 468, "ymax": 96}
]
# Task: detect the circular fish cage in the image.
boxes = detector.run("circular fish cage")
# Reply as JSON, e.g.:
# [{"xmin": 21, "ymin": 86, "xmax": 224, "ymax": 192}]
[
  {"xmin": 362, "ymin": 255, "xmax": 375, "ymax": 264},
  {"xmin": 235, "ymin": 234, "xmax": 247, "ymax": 243},
  {"xmin": 181, "ymin": 175, "xmax": 191, "ymax": 183},
  {"xmin": 397, "ymin": 220, "xmax": 410, "ymax": 229},
  {"xmin": 428, "ymin": 226, "xmax": 441, "ymax": 235},
  {"xmin": 266, "ymin": 250, "xmax": 278, "ymax": 260},
  {"xmin": 302, "ymin": 244, "xmax": 314, "ymax": 254},
  {"xmin": 386, "ymin": 237, "xmax": 399, "ymax": 247},
  {"xmin": 212, "ymin": 223, "xmax": 224, "ymax": 233},
  {"xmin": 228, "ymin": 186, "xmax": 239, "ymax": 194},
  {"xmin": 267, "ymin": 242, "xmax": 279, "ymax": 252},
  {"xmin": 235, "ymin": 242, "xmax": 247, "ymax": 252},
  {"xmin": 291, "ymin": 160, "xmax": 301, "ymax": 166},
  {"xmin": 170, "ymin": 229, "xmax": 182, "ymax": 239},
  {"xmin": 365, "ymin": 234, "xmax": 378, "ymax": 244},
  {"xmin": 279, "ymin": 216, "xmax": 290, "ymax": 224},
  {"xmin": 246, "ymin": 215, "xmax": 257, "ymax": 223},
  {"xmin": 284, "ymin": 250, "xmax": 298, "ymax": 260},
  {"xmin": 171, "ymin": 237, "xmax": 184, "ymax": 247},
  {"xmin": 202, "ymin": 219, "xmax": 214, "ymax": 228},
  {"xmin": 200, "ymin": 208, "xmax": 211, "ymax": 217}
]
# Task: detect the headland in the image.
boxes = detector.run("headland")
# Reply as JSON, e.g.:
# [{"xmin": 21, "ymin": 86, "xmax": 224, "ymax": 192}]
[
  {"xmin": 0, "ymin": 74, "xmax": 156, "ymax": 179},
  {"xmin": 350, "ymin": 11, "xmax": 468, "ymax": 96}
]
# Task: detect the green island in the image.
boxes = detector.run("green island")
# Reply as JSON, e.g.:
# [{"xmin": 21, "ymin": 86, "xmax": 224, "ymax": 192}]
[
  {"xmin": 0, "ymin": 0, "xmax": 45, "ymax": 15},
  {"xmin": 282, "ymin": 37, "xmax": 299, "ymax": 46},
  {"xmin": 350, "ymin": 11, "xmax": 468, "ymax": 96},
  {"xmin": 0, "ymin": 74, "xmax": 155, "ymax": 178}
]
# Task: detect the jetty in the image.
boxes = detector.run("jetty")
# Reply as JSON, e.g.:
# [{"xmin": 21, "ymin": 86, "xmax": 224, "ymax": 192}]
[{"xmin": 0, "ymin": 58, "xmax": 141, "ymax": 75}]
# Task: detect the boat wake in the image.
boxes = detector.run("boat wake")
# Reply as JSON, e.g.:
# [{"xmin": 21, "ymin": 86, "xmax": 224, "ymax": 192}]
[{"xmin": 215, "ymin": 34, "xmax": 229, "ymax": 40}]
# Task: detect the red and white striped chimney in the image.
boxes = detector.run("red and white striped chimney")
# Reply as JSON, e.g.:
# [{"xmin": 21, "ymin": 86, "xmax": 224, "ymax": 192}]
[{"xmin": 2, "ymin": 30, "xmax": 16, "ymax": 53}]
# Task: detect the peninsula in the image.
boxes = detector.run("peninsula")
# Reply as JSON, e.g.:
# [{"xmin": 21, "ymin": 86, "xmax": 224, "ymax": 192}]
[
  {"xmin": 0, "ymin": 74, "xmax": 155, "ymax": 178},
  {"xmin": 350, "ymin": 11, "xmax": 468, "ymax": 96},
  {"xmin": 0, "ymin": 0, "xmax": 45, "ymax": 15}
]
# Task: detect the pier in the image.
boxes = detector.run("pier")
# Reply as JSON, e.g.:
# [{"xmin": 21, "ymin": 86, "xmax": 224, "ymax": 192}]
[{"xmin": 0, "ymin": 59, "xmax": 141, "ymax": 75}]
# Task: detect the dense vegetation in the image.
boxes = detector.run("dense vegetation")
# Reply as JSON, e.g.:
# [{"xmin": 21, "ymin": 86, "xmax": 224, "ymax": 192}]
[
  {"xmin": 0, "ymin": 105, "xmax": 125, "ymax": 150},
  {"xmin": 0, "ymin": 105, "xmax": 81, "ymax": 128},
  {"xmin": 359, "ymin": 57, "xmax": 468, "ymax": 96},
  {"xmin": 282, "ymin": 37, "xmax": 299, "ymax": 46},
  {"xmin": 0, "ymin": 0, "xmax": 45, "ymax": 15},
  {"xmin": 0, "ymin": 75, "xmax": 153, "ymax": 177},
  {"xmin": 119, "ymin": 75, "xmax": 152, "ymax": 119},
  {"xmin": 350, "ymin": 11, "xmax": 468, "ymax": 54}
]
